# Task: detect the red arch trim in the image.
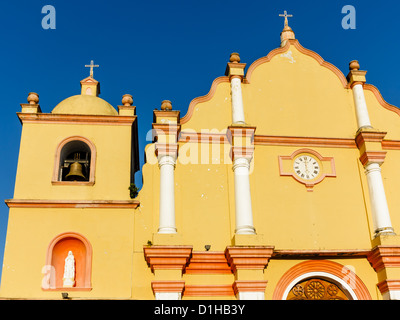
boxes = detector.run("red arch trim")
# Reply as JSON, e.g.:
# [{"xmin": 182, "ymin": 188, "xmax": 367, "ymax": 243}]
[
  {"xmin": 272, "ymin": 260, "xmax": 371, "ymax": 300},
  {"xmin": 45, "ymin": 232, "xmax": 93, "ymax": 290}
]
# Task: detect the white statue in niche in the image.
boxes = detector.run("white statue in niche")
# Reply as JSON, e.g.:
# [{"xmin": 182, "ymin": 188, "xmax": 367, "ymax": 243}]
[{"xmin": 62, "ymin": 251, "xmax": 76, "ymax": 287}]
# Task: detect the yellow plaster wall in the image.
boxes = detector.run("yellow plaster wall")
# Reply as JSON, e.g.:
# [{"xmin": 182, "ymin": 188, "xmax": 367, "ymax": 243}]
[
  {"xmin": 243, "ymin": 46, "xmax": 357, "ymax": 138},
  {"xmin": 251, "ymin": 146, "xmax": 373, "ymax": 249},
  {"xmin": 0, "ymin": 208, "xmax": 134, "ymax": 299},
  {"xmin": 5, "ymin": 39, "xmax": 400, "ymax": 300},
  {"xmin": 181, "ymin": 81, "xmax": 232, "ymax": 132},
  {"xmin": 138, "ymin": 145, "xmax": 374, "ymax": 250},
  {"xmin": 380, "ymin": 151, "xmax": 400, "ymax": 233},
  {"xmin": 364, "ymin": 89, "xmax": 400, "ymax": 139},
  {"xmin": 130, "ymin": 40, "xmax": 400, "ymax": 300},
  {"xmin": 13, "ymin": 123, "xmax": 132, "ymax": 200}
]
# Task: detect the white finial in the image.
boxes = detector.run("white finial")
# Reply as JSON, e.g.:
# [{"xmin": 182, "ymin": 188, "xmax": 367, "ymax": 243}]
[
  {"xmin": 85, "ymin": 60, "xmax": 99, "ymax": 78},
  {"xmin": 279, "ymin": 10, "xmax": 293, "ymax": 27}
]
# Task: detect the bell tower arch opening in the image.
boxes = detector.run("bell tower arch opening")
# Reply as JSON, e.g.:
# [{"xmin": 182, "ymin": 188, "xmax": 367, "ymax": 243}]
[{"xmin": 52, "ymin": 136, "xmax": 96, "ymax": 185}]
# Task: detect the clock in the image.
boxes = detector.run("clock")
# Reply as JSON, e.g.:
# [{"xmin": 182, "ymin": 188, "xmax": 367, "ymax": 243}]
[
  {"xmin": 279, "ymin": 149, "xmax": 336, "ymax": 192},
  {"xmin": 293, "ymin": 155, "xmax": 320, "ymax": 180}
]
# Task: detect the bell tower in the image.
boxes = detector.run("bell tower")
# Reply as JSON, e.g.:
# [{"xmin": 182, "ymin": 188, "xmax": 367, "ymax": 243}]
[{"xmin": 1, "ymin": 65, "xmax": 140, "ymax": 299}]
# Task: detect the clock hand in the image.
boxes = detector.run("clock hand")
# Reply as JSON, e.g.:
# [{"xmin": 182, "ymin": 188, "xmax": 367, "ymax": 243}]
[{"xmin": 304, "ymin": 158, "xmax": 309, "ymax": 174}]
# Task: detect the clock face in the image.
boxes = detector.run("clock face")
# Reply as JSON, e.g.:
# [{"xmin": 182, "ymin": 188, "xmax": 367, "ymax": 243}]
[{"xmin": 293, "ymin": 155, "xmax": 320, "ymax": 180}]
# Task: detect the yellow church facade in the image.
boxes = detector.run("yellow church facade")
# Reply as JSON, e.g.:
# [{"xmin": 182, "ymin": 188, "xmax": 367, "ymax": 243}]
[{"xmin": 2, "ymin": 20, "xmax": 400, "ymax": 300}]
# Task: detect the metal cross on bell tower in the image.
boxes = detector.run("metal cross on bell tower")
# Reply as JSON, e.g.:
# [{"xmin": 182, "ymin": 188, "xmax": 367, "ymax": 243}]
[
  {"xmin": 279, "ymin": 10, "xmax": 293, "ymax": 27},
  {"xmin": 85, "ymin": 60, "xmax": 99, "ymax": 78}
]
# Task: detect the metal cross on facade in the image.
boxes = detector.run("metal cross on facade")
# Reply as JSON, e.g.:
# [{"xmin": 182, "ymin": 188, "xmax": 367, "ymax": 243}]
[
  {"xmin": 85, "ymin": 60, "xmax": 99, "ymax": 78},
  {"xmin": 279, "ymin": 10, "xmax": 293, "ymax": 26}
]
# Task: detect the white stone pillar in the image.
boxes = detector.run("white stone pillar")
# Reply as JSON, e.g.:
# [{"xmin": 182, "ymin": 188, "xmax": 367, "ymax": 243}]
[
  {"xmin": 231, "ymin": 76, "xmax": 245, "ymax": 124},
  {"xmin": 382, "ymin": 289, "xmax": 400, "ymax": 301},
  {"xmin": 158, "ymin": 155, "xmax": 177, "ymax": 234},
  {"xmin": 233, "ymin": 157, "xmax": 255, "ymax": 234},
  {"xmin": 347, "ymin": 60, "xmax": 372, "ymax": 130},
  {"xmin": 237, "ymin": 291, "xmax": 264, "ymax": 300},
  {"xmin": 155, "ymin": 292, "xmax": 181, "ymax": 300},
  {"xmin": 225, "ymin": 53, "xmax": 246, "ymax": 125},
  {"xmin": 365, "ymin": 163, "xmax": 394, "ymax": 235},
  {"xmin": 352, "ymin": 83, "xmax": 372, "ymax": 129},
  {"xmin": 349, "ymin": 61, "xmax": 394, "ymax": 237}
]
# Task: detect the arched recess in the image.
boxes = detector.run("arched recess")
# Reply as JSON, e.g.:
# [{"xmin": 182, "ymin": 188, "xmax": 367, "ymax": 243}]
[
  {"xmin": 44, "ymin": 232, "xmax": 92, "ymax": 290},
  {"xmin": 272, "ymin": 260, "xmax": 371, "ymax": 300},
  {"xmin": 52, "ymin": 135, "xmax": 96, "ymax": 185}
]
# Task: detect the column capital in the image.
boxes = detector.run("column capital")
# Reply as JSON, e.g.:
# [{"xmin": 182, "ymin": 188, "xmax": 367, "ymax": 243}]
[
  {"xmin": 360, "ymin": 152, "xmax": 387, "ymax": 167},
  {"xmin": 151, "ymin": 281, "xmax": 185, "ymax": 300},
  {"xmin": 233, "ymin": 280, "xmax": 268, "ymax": 296},
  {"xmin": 143, "ymin": 245, "xmax": 193, "ymax": 272},
  {"xmin": 152, "ymin": 123, "xmax": 181, "ymax": 141},
  {"xmin": 355, "ymin": 129, "xmax": 387, "ymax": 167},
  {"xmin": 153, "ymin": 122, "xmax": 180, "ymax": 162},
  {"xmin": 367, "ymin": 246, "xmax": 400, "ymax": 272},
  {"xmin": 232, "ymin": 157, "xmax": 251, "ymax": 171},
  {"xmin": 151, "ymin": 280, "xmax": 185, "ymax": 294},
  {"xmin": 355, "ymin": 129, "xmax": 386, "ymax": 148},
  {"xmin": 368, "ymin": 245, "xmax": 400, "ymax": 299},
  {"xmin": 155, "ymin": 143, "xmax": 179, "ymax": 163},
  {"xmin": 224, "ymin": 246, "xmax": 274, "ymax": 273},
  {"xmin": 227, "ymin": 125, "xmax": 256, "ymax": 161},
  {"xmin": 376, "ymin": 280, "xmax": 400, "ymax": 299}
]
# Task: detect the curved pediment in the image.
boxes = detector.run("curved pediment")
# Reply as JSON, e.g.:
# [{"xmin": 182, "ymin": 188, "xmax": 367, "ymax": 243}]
[
  {"xmin": 181, "ymin": 39, "xmax": 400, "ymax": 139},
  {"xmin": 241, "ymin": 39, "xmax": 356, "ymax": 138},
  {"xmin": 245, "ymin": 39, "xmax": 348, "ymax": 88}
]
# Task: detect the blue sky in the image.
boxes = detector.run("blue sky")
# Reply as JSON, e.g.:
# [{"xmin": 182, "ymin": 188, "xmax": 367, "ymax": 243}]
[{"xmin": 0, "ymin": 0, "xmax": 399, "ymax": 279}]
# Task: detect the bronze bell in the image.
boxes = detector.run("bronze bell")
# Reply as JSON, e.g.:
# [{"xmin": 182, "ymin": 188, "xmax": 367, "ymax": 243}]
[{"xmin": 65, "ymin": 162, "xmax": 86, "ymax": 181}]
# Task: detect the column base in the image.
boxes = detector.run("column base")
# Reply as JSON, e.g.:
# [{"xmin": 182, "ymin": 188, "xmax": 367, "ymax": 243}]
[
  {"xmin": 232, "ymin": 234, "xmax": 268, "ymax": 246},
  {"xmin": 374, "ymin": 227, "xmax": 396, "ymax": 238},
  {"xmin": 235, "ymin": 226, "xmax": 256, "ymax": 235},
  {"xmin": 372, "ymin": 233, "xmax": 400, "ymax": 247},
  {"xmin": 152, "ymin": 233, "xmax": 184, "ymax": 246},
  {"xmin": 157, "ymin": 227, "xmax": 177, "ymax": 234}
]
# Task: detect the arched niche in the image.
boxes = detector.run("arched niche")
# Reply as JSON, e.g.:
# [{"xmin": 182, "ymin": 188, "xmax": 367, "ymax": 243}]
[{"xmin": 43, "ymin": 232, "xmax": 92, "ymax": 291}]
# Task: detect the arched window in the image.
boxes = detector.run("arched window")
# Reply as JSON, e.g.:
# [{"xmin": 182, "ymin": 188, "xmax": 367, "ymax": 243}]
[
  {"xmin": 52, "ymin": 136, "xmax": 96, "ymax": 185},
  {"xmin": 272, "ymin": 260, "xmax": 371, "ymax": 300},
  {"xmin": 286, "ymin": 277, "xmax": 351, "ymax": 300},
  {"xmin": 43, "ymin": 232, "xmax": 92, "ymax": 291}
]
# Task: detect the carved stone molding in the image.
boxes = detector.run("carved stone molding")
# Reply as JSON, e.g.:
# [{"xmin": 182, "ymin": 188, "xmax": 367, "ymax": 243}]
[
  {"xmin": 367, "ymin": 246, "xmax": 400, "ymax": 272},
  {"xmin": 224, "ymin": 246, "xmax": 274, "ymax": 273},
  {"xmin": 143, "ymin": 246, "xmax": 193, "ymax": 272}
]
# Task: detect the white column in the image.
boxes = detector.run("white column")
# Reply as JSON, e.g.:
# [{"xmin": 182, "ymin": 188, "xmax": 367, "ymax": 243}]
[
  {"xmin": 365, "ymin": 162, "xmax": 394, "ymax": 235},
  {"xmin": 231, "ymin": 76, "xmax": 246, "ymax": 124},
  {"xmin": 155, "ymin": 292, "xmax": 181, "ymax": 300},
  {"xmin": 233, "ymin": 157, "xmax": 255, "ymax": 234},
  {"xmin": 352, "ymin": 83, "xmax": 372, "ymax": 129},
  {"xmin": 382, "ymin": 290, "xmax": 400, "ymax": 300},
  {"xmin": 158, "ymin": 155, "xmax": 177, "ymax": 234},
  {"xmin": 237, "ymin": 291, "xmax": 264, "ymax": 300}
]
